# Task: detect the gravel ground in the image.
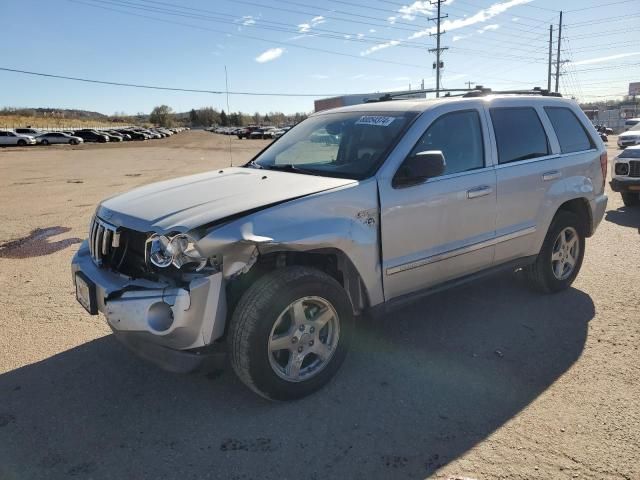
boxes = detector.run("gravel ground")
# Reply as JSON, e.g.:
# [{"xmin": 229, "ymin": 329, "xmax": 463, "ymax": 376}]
[{"xmin": 0, "ymin": 131, "xmax": 638, "ymax": 480}]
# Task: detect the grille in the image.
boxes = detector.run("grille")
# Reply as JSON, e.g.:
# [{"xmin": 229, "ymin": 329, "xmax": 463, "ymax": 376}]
[
  {"xmin": 629, "ymin": 161, "xmax": 640, "ymax": 178},
  {"xmin": 89, "ymin": 216, "xmax": 120, "ymax": 266}
]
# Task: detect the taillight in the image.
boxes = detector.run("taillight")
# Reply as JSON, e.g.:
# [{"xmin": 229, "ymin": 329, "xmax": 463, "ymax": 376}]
[{"xmin": 599, "ymin": 151, "xmax": 607, "ymax": 190}]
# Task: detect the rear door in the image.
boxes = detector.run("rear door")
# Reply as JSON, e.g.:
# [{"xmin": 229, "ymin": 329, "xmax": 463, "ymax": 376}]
[{"xmin": 378, "ymin": 102, "xmax": 497, "ymax": 300}]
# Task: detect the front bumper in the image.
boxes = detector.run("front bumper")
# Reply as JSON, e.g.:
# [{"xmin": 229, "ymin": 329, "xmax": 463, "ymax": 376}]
[
  {"xmin": 617, "ymin": 138, "xmax": 640, "ymax": 148},
  {"xmin": 71, "ymin": 241, "xmax": 228, "ymax": 372},
  {"xmin": 610, "ymin": 178, "xmax": 640, "ymax": 193}
]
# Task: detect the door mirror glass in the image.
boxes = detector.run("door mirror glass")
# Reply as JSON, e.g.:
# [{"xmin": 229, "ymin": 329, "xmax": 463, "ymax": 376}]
[{"xmin": 393, "ymin": 150, "xmax": 446, "ymax": 187}]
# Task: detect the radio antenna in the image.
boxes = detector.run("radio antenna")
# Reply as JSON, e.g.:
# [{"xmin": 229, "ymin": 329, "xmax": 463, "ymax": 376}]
[{"xmin": 224, "ymin": 65, "xmax": 233, "ymax": 167}]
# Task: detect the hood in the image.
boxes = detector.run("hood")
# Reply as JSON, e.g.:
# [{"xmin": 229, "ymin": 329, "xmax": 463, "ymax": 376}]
[
  {"xmin": 619, "ymin": 130, "xmax": 640, "ymax": 138},
  {"xmin": 98, "ymin": 167, "xmax": 357, "ymax": 233}
]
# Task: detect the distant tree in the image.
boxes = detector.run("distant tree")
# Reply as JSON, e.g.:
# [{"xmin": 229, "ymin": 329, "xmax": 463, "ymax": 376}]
[
  {"xmin": 189, "ymin": 109, "xmax": 198, "ymax": 126},
  {"xmin": 220, "ymin": 109, "xmax": 229, "ymax": 126},
  {"xmin": 150, "ymin": 105, "xmax": 174, "ymax": 127},
  {"xmin": 253, "ymin": 111, "xmax": 261, "ymax": 124},
  {"xmin": 229, "ymin": 112, "xmax": 242, "ymax": 126}
]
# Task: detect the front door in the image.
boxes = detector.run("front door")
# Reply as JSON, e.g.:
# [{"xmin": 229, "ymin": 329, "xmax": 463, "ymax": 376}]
[{"xmin": 378, "ymin": 104, "xmax": 497, "ymax": 300}]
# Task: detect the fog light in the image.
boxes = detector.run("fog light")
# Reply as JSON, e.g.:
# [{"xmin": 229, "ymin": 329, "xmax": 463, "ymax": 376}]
[
  {"xmin": 615, "ymin": 162, "xmax": 629, "ymax": 176},
  {"xmin": 147, "ymin": 302, "xmax": 174, "ymax": 332}
]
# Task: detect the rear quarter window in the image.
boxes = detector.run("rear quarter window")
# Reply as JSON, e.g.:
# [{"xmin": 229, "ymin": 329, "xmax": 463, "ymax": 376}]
[
  {"xmin": 544, "ymin": 107, "xmax": 594, "ymax": 153},
  {"xmin": 490, "ymin": 107, "xmax": 549, "ymax": 164}
]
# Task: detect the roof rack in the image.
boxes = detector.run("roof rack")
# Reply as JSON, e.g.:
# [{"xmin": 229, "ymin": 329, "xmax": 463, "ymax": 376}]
[
  {"xmin": 365, "ymin": 86, "xmax": 562, "ymax": 103},
  {"xmin": 462, "ymin": 86, "xmax": 562, "ymax": 97}
]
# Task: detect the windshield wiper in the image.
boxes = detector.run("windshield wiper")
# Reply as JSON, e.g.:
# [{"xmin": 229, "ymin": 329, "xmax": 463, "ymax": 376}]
[
  {"xmin": 264, "ymin": 164, "xmax": 321, "ymax": 176},
  {"xmin": 245, "ymin": 160, "xmax": 264, "ymax": 169}
]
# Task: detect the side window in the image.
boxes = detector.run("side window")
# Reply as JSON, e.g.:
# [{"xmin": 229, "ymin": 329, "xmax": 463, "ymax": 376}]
[
  {"xmin": 407, "ymin": 110, "xmax": 484, "ymax": 176},
  {"xmin": 490, "ymin": 107, "xmax": 549, "ymax": 164},
  {"xmin": 544, "ymin": 107, "xmax": 594, "ymax": 153}
]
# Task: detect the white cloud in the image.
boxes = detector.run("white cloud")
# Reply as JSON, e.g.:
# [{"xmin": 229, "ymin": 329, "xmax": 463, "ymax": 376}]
[
  {"xmin": 572, "ymin": 52, "xmax": 640, "ymax": 66},
  {"xmin": 357, "ymin": 33, "xmax": 365, "ymax": 38},
  {"xmin": 369, "ymin": 28, "xmax": 377, "ymax": 33},
  {"xmin": 479, "ymin": 23, "xmax": 500, "ymax": 32},
  {"xmin": 453, "ymin": 34, "xmax": 470, "ymax": 41},
  {"xmin": 512, "ymin": 16, "xmax": 520, "ymax": 21},
  {"xmin": 398, "ymin": 1, "xmax": 433, "ymax": 20},
  {"xmin": 242, "ymin": 16, "xmax": 256, "ymax": 26},
  {"xmin": 297, "ymin": 15, "xmax": 326, "ymax": 34},
  {"xmin": 255, "ymin": 47, "xmax": 284, "ymax": 63},
  {"xmin": 388, "ymin": 16, "xmax": 397, "ymax": 24},
  {"xmin": 363, "ymin": 0, "xmax": 531, "ymax": 55}
]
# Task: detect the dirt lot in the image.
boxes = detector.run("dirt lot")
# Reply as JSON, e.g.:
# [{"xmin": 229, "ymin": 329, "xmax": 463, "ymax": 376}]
[{"xmin": 0, "ymin": 130, "xmax": 638, "ymax": 480}]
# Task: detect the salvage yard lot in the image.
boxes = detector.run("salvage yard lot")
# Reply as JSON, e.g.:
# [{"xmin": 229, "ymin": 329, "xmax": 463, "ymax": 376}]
[{"xmin": 0, "ymin": 130, "xmax": 638, "ymax": 479}]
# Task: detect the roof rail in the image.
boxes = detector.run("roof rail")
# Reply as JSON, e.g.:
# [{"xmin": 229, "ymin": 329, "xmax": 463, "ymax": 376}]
[
  {"xmin": 365, "ymin": 88, "xmax": 476, "ymax": 103},
  {"xmin": 462, "ymin": 86, "xmax": 562, "ymax": 98}
]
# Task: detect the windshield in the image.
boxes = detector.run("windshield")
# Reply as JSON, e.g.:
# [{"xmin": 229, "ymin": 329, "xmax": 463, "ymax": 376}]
[
  {"xmin": 628, "ymin": 123, "xmax": 640, "ymax": 132},
  {"xmin": 620, "ymin": 148, "xmax": 640, "ymax": 158},
  {"xmin": 250, "ymin": 110, "xmax": 417, "ymax": 179}
]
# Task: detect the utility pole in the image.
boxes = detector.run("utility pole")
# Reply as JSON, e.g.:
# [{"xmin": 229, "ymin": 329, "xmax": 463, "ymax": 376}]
[
  {"xmin": 465, "ymin": 81, "xmax": 474, "ymax": 90},
  {"xmin": 554, "ymin": 10, "xmax": 563, "ymax": 93},
  {"xmin": 429, "ymin": 0, "xmax": 448, "ymax": 98},
  {"xmin": 547, "ymin": 24, "xmax": 553, "ymax": 91}
]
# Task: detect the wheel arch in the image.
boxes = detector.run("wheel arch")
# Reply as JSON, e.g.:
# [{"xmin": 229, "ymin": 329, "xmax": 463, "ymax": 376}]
[
  {"xmin": 555, "ymin": 197, "xmax": 593, "ymax": 237},
  {"xmin": 226, "ymin": 247, "xmax": 371, "ymax": 319}
]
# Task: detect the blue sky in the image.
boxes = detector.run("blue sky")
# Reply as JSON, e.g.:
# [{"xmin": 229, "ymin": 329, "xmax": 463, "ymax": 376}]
[{"xmin": 1, "ymin": 0, "xmax": 639, "ymax": 115}]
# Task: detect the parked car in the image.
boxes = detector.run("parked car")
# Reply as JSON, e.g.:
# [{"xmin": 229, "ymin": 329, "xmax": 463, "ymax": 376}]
[
  {"xmin": 624, "ymin": 118, "xmax": 640, "ymax": 130},
  {"xmin": 0, "ymin": 130, "xmax": 36, "ymax": 146},
  {"xmin": 101, "ymin": 131, "xmax": 124, "ymax": 142},
  {"xmin": 237, "ymin": 126, "xmax": 260, "ymax": 139},
  {"xmin": 73, "ymin": 130, "xmax": 109, "ymax": 143},
  {"xmin": 72, "ymin": 92, "xmax": 608, "ymax": 400},
  {"xmin": 36, "ymin": 132, "xmax": 84, "ymax": 145},
  {"xmin": 617, "ymin": 122, "xmax": 640, "ymax": 149},
  {"xmin": 610, "ymin": 145, "xmax": 640, "ymax": 206},
  {"xmin": 14, "ymin": 128, "xmax": 42, "ymax": 136},
  {"xmin": 117, "ymin": 129, "xmax": 146, "ymax": 141},
  {"xmin": 249, "ymin": 127, "xmax": 277, "ymax": 139}
]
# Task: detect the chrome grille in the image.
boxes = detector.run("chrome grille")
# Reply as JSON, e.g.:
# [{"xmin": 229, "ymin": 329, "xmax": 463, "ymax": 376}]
[
  {"xmin": 89, "ymin": 216, "xmax": 120, "ymax": 266},
  {"xmin": 629, "ymin": 160, "xmax": 640, "ymax": 178}
]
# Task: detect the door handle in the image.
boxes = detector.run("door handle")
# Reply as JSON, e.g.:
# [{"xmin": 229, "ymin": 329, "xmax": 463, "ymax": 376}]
[
  {"xmin": 542, "ymin": 170, "xmax": 562, "ymax": 181},
  {"xmin": 467, "ymin": 185, "xmax": 493, "ymax": 199}
]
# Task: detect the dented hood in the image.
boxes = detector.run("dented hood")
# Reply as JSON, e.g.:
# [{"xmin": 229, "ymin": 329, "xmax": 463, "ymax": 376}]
[{"xmin": 97, "ymin": 167, "xmax": 357, "ymax": 232}]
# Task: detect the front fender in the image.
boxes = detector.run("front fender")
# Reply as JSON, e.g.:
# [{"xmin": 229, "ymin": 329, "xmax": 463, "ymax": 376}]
[{"xmin": 197, "ymin": 178, "xmax": 384, "ymax": 306}]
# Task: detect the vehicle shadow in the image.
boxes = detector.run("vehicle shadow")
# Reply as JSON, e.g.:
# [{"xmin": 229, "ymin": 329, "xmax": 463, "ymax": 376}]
[
  {"xmin": 605, "ymin": 206, "xmax": 640, "ymax": 230},
  {"xmin": 0, "ymin": 273, "xmax": 593, "ymax": 479}
]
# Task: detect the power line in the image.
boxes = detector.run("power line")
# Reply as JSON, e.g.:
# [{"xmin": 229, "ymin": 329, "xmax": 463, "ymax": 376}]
[
  {"xmin": 70, "ymin": 0, "xmax": 429, "ymax": 69},
  {"xmin": 0, "ymin": 67, "xmax": 346, "ymax": 97}
]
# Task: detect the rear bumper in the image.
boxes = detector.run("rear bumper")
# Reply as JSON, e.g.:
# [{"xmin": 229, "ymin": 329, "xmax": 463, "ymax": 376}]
[
  {"xmin": 71, "ymin": 241, "xmax": 228, "ymax": 370},
  {"xmin": 610, "ymin": 178, "xmax": 640, "ymax": 193}
]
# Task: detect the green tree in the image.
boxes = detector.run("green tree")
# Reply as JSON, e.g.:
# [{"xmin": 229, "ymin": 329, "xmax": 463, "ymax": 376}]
[
  {"xmin": 149, "ymin": 105, "xmax": 174, "ymax": 127},
  {"xmin": 189, "ymin": 109, "xmax": 198, "ymax": 126},
  {"xmin": 220, "ymin": 109, "xmax": 229, "ymax": 126}
]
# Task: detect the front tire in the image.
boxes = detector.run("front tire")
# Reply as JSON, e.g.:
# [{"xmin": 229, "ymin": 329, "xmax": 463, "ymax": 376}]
[
  {"xmin": 524, "ymin": 211, "xmax": 585, "ymax": 293},
  {"xmin": 622, "ymin": 192, "xmax": 640, "ymax": 207},
  {"xmin": 17, "ymin": 139, "xmax": 26, "ymax": 146},
  {"xmin": 229, "ymin": 266, "xmax": 353, "ymax": 401}
]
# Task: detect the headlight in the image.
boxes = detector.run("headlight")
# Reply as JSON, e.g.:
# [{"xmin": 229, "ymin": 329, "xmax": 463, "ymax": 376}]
[{"xmin": 147, "ymin": 233, "xmax": 207, "ymax": 271}]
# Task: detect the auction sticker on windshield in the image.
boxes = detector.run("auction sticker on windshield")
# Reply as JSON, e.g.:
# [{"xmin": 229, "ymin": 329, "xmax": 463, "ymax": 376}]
[{"xmin": 355, "ymin": 116, "xmax": 396, "ymax": 127}]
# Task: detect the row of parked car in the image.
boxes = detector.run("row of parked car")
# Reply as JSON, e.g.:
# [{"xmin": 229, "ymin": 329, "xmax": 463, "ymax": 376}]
[
  {"xmin": 0, "ymin": 126, "xmax": 189, "ymax": 146},
  {"xmin": 209, "ymin": 125, "xmax": 291, "ymax": 140}
]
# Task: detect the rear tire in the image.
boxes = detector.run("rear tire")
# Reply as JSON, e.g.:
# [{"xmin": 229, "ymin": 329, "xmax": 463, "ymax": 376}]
[
  {"xmin": 41, "ymin": 139, "xmax": 49, "ymax": 145},
  {"xmin": 229, "ymin": 266, "xmax": 353, "ymax": 401},
  {"xmin": 524, "ymin": 211, "xmax": 585, "ymax": 293},
  {"xmin": 17, "ymin": 139, "xmax": 26, "ymax": 146},
  {"xmin": 622, "ymin": 192, "xmax": 640, "ymax": 207}
]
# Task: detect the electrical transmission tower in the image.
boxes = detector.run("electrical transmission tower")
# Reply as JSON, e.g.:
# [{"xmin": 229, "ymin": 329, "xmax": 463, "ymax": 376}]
[{"xmin": 428, "ymin": 0, "xmax": 448, "ymax": 98}]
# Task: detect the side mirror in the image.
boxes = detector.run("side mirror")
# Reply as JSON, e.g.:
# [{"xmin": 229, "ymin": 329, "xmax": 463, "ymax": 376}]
[{"xmin": 393, "ymin": 150, "xmax": 446, "ymax": 188}]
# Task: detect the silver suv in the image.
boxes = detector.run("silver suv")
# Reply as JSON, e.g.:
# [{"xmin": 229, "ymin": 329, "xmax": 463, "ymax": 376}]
[{"xmin": 72, "ymin": 92, "xmax": 608, "ymax": 400}]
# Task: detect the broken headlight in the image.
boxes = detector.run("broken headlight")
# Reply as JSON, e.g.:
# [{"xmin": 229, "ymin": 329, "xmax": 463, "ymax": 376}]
[{"xmin": 147, "ymin": 233, "xmax": 207, "ymax": 271}]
